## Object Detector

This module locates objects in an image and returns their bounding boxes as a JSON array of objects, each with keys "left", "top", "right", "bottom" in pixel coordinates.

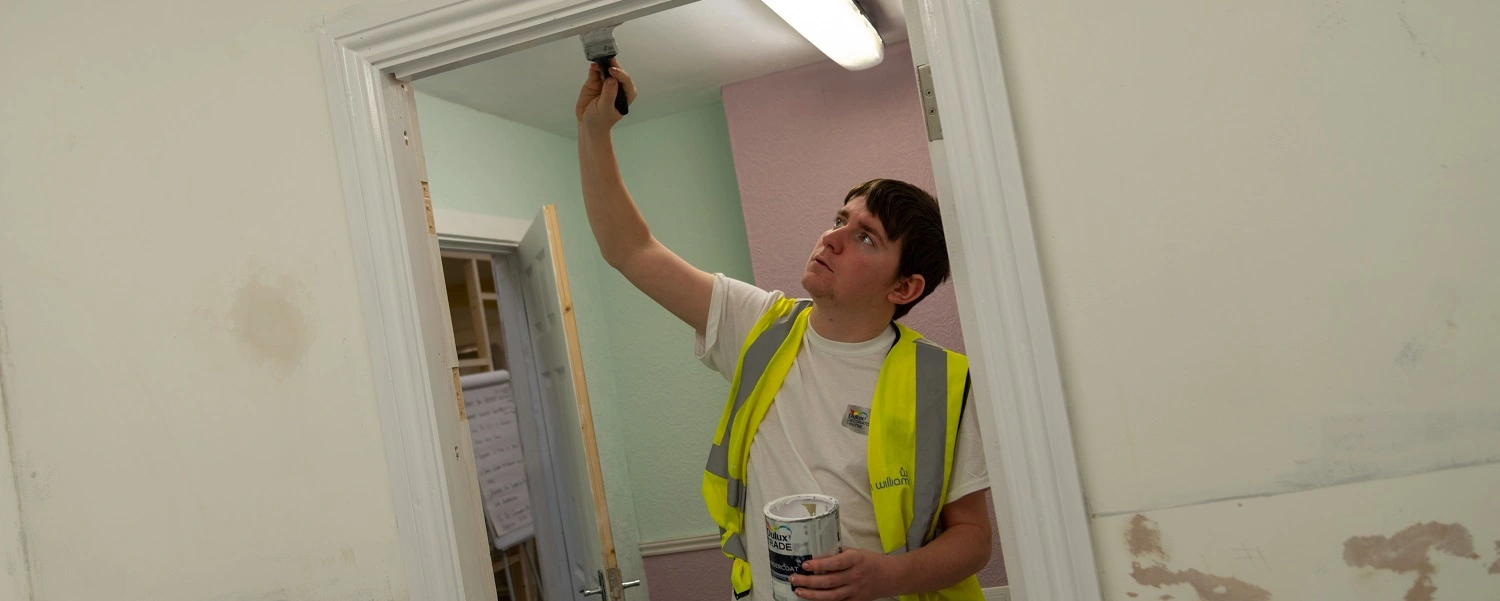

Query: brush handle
[{"left": 593, "top": 57, "right": 629, "bottom": 117}]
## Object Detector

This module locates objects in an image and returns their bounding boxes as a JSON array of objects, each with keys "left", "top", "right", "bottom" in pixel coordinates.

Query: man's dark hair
[{"left": 843, "top": 179, "right": 950, "bottom": 320}]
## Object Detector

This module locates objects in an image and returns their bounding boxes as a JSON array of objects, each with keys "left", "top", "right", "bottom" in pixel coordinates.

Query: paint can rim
[{"left": 764, "top": 493, "right": 840, "bottom": 523}]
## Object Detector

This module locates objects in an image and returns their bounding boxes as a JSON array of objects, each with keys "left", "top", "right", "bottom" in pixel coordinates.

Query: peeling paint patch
[
  {"left": 1128, "top": 514, "right": 1169, "bottom": 561},
  {"left": 1131, "top": 563, "right": 1271, "bottom": 601},
  {"left": 1124, "top": 514, "right": 1272, "bottom": 601},
  {"left": 1342, "top": 522, "right": 1481, "bottom": 601}
]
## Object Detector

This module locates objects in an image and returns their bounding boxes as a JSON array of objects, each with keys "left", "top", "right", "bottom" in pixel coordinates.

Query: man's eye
[
  {"left": 834, "top": 218, "right": 846, "bottom": 227},
  {"left": 860, "top": 234, "right": 874, "bottom": 245}
]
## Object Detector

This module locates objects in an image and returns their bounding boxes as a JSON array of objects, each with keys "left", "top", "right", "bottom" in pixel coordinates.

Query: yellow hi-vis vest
[{"left": 702, "top": 298, "right": 983, "bottom": 601}]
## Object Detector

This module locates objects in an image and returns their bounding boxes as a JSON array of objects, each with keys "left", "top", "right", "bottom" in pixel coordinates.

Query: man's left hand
[{"left": 791, "top": 548, "right": 898, "bottom": 601}]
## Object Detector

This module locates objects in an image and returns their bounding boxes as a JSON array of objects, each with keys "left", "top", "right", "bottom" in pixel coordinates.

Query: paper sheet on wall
[{"left": 460, "top": 370, "right": 533, "bottom": 550}]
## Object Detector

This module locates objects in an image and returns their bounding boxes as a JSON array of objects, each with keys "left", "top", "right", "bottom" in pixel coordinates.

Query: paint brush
[{"left": 580, "top": 25, "right": 630, "bottom": 117}]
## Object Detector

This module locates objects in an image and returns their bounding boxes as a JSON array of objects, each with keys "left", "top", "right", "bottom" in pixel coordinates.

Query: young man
[{"left": 576, "top": 61, "right": 992, "bottom": 601}]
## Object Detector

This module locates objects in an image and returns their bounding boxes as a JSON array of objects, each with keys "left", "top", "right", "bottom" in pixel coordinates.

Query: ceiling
[{"left": 414, "top": 0, "right": 907, "bottom": 137}]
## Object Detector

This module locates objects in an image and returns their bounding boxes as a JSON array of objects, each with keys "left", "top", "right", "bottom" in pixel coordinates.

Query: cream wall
[
  {"left": 5, "top": 0, "right": 1498, "bottom": 600},
  {"left": 991, "top": 0, "right": 1500, "bottom": 598},
  {"left": 0, "top": 1, "right": 408, "bottom": 599}
]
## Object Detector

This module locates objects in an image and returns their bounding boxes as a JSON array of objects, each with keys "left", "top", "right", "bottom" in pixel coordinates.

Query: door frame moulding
[{"left": 318, "top": 1, "right": 1101, "bottom": 600}]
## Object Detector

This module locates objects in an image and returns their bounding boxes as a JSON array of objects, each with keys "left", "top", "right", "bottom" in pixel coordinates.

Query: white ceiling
[{"left": 414, "top": 0, "right": 907, "bottom": 137}]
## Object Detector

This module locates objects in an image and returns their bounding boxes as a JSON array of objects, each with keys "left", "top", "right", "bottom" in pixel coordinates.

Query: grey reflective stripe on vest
[
  {"left": 720, "top": 527, "right": 748, "bottom": 559},
  {"left": 706, "top": 300, "right": 814, "bottom": 560},
  {"left": 901, "top": 340, "right": 951, "bottom": 553},
  {"left": 727, "top": 477, "right": 746, "bottom": 511}
]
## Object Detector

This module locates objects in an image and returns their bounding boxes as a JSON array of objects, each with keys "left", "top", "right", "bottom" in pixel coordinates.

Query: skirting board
[
  {"left": 983, "top": 586, "right": 1011, "bottom": 601},
  {"left": 637, "top": 533, "right": 721, "bottom": 557}
]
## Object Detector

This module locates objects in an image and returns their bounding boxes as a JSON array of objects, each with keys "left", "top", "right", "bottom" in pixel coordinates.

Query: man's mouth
[{"left": 812, "top": 258, "right": 830, "bottom": 271}]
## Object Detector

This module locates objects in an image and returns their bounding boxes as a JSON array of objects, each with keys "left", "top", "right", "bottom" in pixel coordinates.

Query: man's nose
[{"left": 822, "top": 229, "right": 846, "bottom": 252}]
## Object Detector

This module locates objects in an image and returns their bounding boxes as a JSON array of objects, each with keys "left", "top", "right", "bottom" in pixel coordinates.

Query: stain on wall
[
  {"left": 230, "top": 273, "right": 313, "bottom": 375},
  {"left": 1490, "top": 541, "right": 1500, "bottom": 574},
  {"left": 1342, "top": 522, "right": 1482, "bottom": 601},
  {"left": 1269, "top": 410, "right": 1500, "bottom": 503},
  {"left": 1124, "top": 514, "right": 1272, "bottom": 601}
]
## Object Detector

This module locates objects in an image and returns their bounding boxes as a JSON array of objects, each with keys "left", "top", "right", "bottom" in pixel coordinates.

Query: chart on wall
[{"left": 460, "top": 370, "right": 534, "bottom": 550}]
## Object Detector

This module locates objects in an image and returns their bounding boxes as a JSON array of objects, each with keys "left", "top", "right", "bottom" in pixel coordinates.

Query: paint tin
[{"left": 763, "top": 494, "right": 841, "bottom": 601}]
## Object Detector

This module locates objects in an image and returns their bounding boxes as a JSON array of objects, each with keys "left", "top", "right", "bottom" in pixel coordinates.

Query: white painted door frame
[
  {"left": 906, "top": 2, "right": 1102, "bottom": 600},
  {"left": 318, "top": 1, "right": 1101, "bottom": 600}
]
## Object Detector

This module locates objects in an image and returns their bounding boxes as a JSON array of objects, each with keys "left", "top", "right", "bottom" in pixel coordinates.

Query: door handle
[
  {"left": 580, "top": 570, "right": 641, "bottom": 598},
  {"left": 580, "top": 569, "right": 607, "bottom": 597}
]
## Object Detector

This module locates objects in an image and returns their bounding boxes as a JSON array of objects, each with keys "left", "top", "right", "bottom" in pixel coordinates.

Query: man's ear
[{"left": 888, "top": 274, "right": 926, "bottom": 306}]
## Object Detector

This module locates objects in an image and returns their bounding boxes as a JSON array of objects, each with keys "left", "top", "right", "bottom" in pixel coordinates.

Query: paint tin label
[{"left": 764, "top": 494, "right": 841, "bottom": 601}]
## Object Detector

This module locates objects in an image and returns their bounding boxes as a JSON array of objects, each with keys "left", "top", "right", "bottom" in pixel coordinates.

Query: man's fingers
[
  {"left": 609, "top": 66, "right": 635, "bottom": 88},
  {"left": 609, "top": 68, "right": 638, "bottom": 104},
  {"left": 804, "top": 551, "right": 856, "bottom": 573},
  {"left": 600, "top": 74, "right": 620, "bottom": 109},
  {"left": 579, "top": 63, "right": 603, "bottom": 100},
  {"left": 790, "top": 571, "right": 850, "bottom": 591}
]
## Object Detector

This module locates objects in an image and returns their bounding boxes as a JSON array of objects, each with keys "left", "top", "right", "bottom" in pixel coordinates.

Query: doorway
[
  {"left": 321, "top": 1, "right": 1099, "bottom": 601},
  {"left": 439, "top": 247, "right": 539, "bottom": 601},
  {"left": 429, "top": 207, "right": 633, "bottom": 601}
]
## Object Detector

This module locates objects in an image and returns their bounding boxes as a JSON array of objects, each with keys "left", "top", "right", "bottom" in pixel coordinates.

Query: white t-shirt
[{"left": 696, "top": 275, "right": 989, "bottom": 601}]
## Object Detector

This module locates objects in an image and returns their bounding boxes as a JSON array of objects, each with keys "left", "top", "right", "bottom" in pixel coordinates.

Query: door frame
[{"left": 318, "top": 1, "right": 1101, "bottom": 600}]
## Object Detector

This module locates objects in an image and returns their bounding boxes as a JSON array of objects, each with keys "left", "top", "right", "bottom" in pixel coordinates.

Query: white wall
[
  {"left": 991, "top": 0, "right": 1500, "bottom": 598},
  {"left": 0, "top": 1, "right": 408, "bottom": 600}
]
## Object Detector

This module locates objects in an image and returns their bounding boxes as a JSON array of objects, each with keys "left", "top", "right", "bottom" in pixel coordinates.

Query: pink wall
[
  {"left": 642, "top": 549, "right": 730, "bottom": 601},
  {"left": 717, "top": 41, "right": 1005, "bottom": 588},
  {"left": 720, "top": 41, "right": 964, "bottom": 351}
]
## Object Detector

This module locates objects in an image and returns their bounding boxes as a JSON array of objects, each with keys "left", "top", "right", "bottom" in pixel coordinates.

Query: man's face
[{"left": 801, "top": 196, "right": 904, "bottom": 310}]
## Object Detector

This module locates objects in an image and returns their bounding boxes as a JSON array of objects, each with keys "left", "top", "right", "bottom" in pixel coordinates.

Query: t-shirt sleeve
[
  {"left": 695, "top": 274, "right": 783, "bottom": 381},
  {"left": 945, "top": 387, "right": 990, "bottom": 503}
]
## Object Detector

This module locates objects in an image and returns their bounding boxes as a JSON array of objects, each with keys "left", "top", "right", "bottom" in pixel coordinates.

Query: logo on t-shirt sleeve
[{"left": 842, "top": 405, "right": 871, "bottom": 435}]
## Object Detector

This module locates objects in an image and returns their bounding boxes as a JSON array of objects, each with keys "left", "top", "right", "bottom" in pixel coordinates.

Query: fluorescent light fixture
[{"left": 761, "top": 0, "right": 884, "bottom": 70}]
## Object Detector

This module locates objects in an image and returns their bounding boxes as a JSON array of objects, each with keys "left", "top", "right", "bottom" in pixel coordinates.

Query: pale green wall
[
  {"left": 415, "top": 93, "right": 752, "bottom": 544},
  {"left": 609, "top": 102, "right": 756, "bottom": 541},
  {"left": 417, "top": 92, "right": 576, "bottom": 218}
]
